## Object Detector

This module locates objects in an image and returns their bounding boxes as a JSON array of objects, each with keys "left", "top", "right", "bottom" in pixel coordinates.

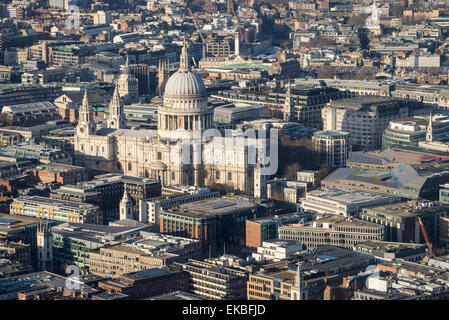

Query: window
[
  {"left": 216, "top": 171, "right": 220, "bottom": 180},
  {"left": 228, "top": 172, "right": 232, "bottom": 180},
  {"left": 157, "top": 152, "right": 162, "bottom": 160},
  {"left": 128, "top": 162, "right": 132, "bottom": 171},
  {"left": 171, "top": 171, "right": 175, "bottom": 180}
]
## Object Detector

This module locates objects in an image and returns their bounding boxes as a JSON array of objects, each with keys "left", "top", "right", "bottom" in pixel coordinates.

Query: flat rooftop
[
  {"left": 0, "top": 271, "right": 92, "bottom": 295},
  {"left": 13, "top": 196, "right": 99, "bottom": 211},
  {"left": 281, "top": 215, "right": 382, "bottom": 230},
  {"left": 52, "top": 222, "right": 147, "bottom": 244},
  {"left": 305, "top": 188, "right": 397, "bottom": 204},
  {"left": 170, "top": 197, "right": 257, "bottom": 218},
  {"left": 330, "top": 96, "right": 399, "bottom": 110},
  {"left": 364, "top": 201, "right": 440, "bottom": 217},
  {"left": 0, "top": 213, "right": 58, "bottom": 236},
  {"left": 248, "top": 213, "right": 300, "bottom": 225},
  {"left": 149, "top": 290, "right": 206, "bottom": 300},
  {"left": 36, "top": 163, "right": 85, "bottom": 172},
  {"left": 356, "top": 240, "right": 426, "bottom": 251}
]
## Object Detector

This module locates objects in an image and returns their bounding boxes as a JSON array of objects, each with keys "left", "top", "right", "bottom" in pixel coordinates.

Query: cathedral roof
[
  {"left": 163, "top": 71, "right": 207, "bottom": 98},
  {"left": 163, "top": 39, "right": 207, "bottom": 99}
]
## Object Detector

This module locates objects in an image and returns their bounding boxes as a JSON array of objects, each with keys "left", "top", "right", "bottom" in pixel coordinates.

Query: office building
[
  {"left": 322, "top": 96, "right": 428, "bottom": 151},
  {"left": 265, "top": 179, "right": 306, "bottom": 203},
  {"left": 353, "top": 241, "right": 427, "bottom": 262},
  {"left": 174, "top": 258, "right": 248, "bottom": 300},
  {"left": 129, "top": 64, "right": 153, "bottom": 95},
  {"left": 89, "top": 233, "right": 201, "bottom": 278},
  {"left": 0, "top": 271, "right": 98, "bottom": 300},
  {"left": 139, "top": 186, "right": 220, "bottom": 229},
  {"left": 245, "top": 213, "right": 305, "bottom": 248},
  {"left": 252, "top": 239, "right": 306, "bottom": 262},
  {"left": 32, "top": 164, "right": 88, "bottom": 186},
  {"left": 0, "top": 240, "right": 31, "bottom": 265},
  {"left": 10, "top": 196, "right": 102, "bottom": 224},
  {"left": 51, "top": 222, "right": 150, "bottom": 274},
  {"left": 93, "top": 11, "right": 112, "bottom": 25},
  {"left": 299, "top": 188, "right": 402, "bottom": 218},
  {"left": 360, "top": 201, "right": 446, "bottom": 244},
  {"left": 279, "top": 215, "right": 384, "bottom": 251},
  {"left": 51, "top": 174, "right": 161, "bottom": 222},
  {"left": 97, "top": 267, "right": 189, "bottom": 300},
  {"left": 0, "top": 85, "right": 62, "bottom": 107},
  {"left": 247, "top": 246, "right": 374, "bottom": 300},
  {"left": 213, "top": 103, "right": 269, "bottom": 126},
  {"left": 383, "top": 115, "right": 449, "bottom": 148},
  {"left": 0, "top": 213, "right": 58, "bottom": 268},
  {"left": 214, "top": 86, "right": 344, "bottom": 129},
  {"left": 312, "top": 130, "right": 351, "bottom": 167},
  {"left": 160, "top": 197, "right": 259, "bottom": 252}
]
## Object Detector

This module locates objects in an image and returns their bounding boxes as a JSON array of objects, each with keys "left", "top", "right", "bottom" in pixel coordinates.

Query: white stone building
[{"left": 74, "top": 40, "right": 273, "bottom": 194}]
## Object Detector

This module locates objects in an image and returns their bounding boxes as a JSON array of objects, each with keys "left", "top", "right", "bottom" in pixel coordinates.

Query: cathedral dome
[{"left": 163, "top": 70, "right": 206, "bottom": 98}]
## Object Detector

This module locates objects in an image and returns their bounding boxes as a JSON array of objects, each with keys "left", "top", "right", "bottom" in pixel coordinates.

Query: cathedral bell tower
[
  {"left": 77, "top": 90, "right": 96, "bottom": 137},
  {"left": 37, "top": 221, "right": 53, "bottom": 272},
  {"left": 107, "top": 83, "right": 127, "bottom": 129},
  {"left": 119, "top": 186, "right": 134, "bottom": 220}
]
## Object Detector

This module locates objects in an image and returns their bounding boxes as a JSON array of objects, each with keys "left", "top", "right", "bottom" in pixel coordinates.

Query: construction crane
[
  {"left": 230, "top": 5, "right": 248, "bottom": 55},
  {"left": 417, "top": 216, "right": 434, "bottom": 257},
  {"left": 187, "top": 7, "right": 207, "bottom": 60}
]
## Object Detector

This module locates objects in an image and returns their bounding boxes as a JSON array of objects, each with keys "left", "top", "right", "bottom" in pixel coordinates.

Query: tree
[
  {"left": 283, "top": 162, "right": 301, "bottom": 180},
  {"left": 281, "top": 40, "right": 292, "bottom": 49},
  {"left": 316, "top": 162, "right": 335, "bottom": 186},
  {"left": 347, "top": 14, "right": 368, "bottom": 27},
  {"left": 270, "top": 108, "right": 284, "bottom": 119},
  {"left": 309, "top": 35, "right": 336, "bottom": 46},
  {"left": 317, "top": 65, "right": 336, "bottom": 79},
  {"left": 390, "top": 5, "right": 405, "bottom": 18},
  {"left": 277, "top": 136, "right": 314, "bottom": 179}
]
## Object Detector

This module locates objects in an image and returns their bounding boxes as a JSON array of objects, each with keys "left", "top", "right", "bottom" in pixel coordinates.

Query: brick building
[
  {"left": 245, "top": 213, "right": 302, "bottom": 248},
  {"left": 33, "top": 163, "right": 88, "bottom": 185}
]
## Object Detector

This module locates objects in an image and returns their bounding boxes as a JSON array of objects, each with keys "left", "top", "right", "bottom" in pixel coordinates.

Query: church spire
[
  {"left": 291, "top": 261, "right": 304, "bottom": 300},
  {"left": 107, "top": 82, "right": 126, "bottom": 129},
  {"left": 111, "top": 83, "right": 122, "bottom": 112},
  {"left": 80, "top": 90, "right": 90, "bottom": 117},
  {"left": 80, "top": 90, "right": 91, "bottom": 120},
  {"left": 120, "top": 185, "right": 134, "bottom": 220},
  {"left": 179, "top": 38, "right": 190, "bottom": 71},
  {"left": 124, "top": 54, "right": 131, "bottom": 75},
  {"left": 77, "top": 89, "right": 96, "bottom": 136}
]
